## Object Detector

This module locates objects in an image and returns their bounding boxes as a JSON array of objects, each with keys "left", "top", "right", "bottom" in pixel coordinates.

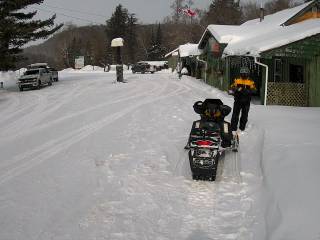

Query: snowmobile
[{"left": 185, "top": 99, "right": 239, "bottom": 181}]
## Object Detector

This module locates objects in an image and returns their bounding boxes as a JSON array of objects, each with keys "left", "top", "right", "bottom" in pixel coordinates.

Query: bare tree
[
  {"left": 264, "top": 0, "right": 299, "bottom": 15},
  {"left": 242, "top": 1, "right": 261, "bottom": 21},
  {"left": 170, "top": 0, "right": 186, "bottom": 23}
]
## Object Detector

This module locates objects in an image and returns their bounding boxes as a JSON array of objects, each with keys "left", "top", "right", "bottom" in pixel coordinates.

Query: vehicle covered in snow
[
  {"left": 27, "top": 63, "right": 59, "bottom": 82},
  {"left": 131, "top": 62, "right": 155, "bottom": 74},
  {"left": 18, "top": 68, "right": 52, "bottom": 91},
  {"left": 185, "top": 99, "right": 238, "bottom": 181}
]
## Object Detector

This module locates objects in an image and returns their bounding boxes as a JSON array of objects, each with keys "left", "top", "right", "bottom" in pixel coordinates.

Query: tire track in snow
[
  {"left": 0, "top": 76, "right": 108, "bottom": 133},
  {"left": 0, "top": 78, "right": 159, "bottom": 170},
  {"left": 0, "top": 91, "right": 49, "bottom": 137},
  {"left": 0, "top": 92, "right": 46, "bottom": 126},
  {"left": 0, "top": 84, "right": 85, "bottom": 137},
  {"left": 0, "top": 92, "right": 21, "bottom": 118},
  {"left": 0, "top": 79, "right": 190, "bottom": 185},
  {"left": 0, "top": 79, "right": 159, "bottom": 145}
]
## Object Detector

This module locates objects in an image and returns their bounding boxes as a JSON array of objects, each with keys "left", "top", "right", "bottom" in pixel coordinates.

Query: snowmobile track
[
  {"left": 0, "top": 79, "right": 159, "bottom": 144},
  {"left": 0, "top": 79, "right": 190, "bottom": 185}
]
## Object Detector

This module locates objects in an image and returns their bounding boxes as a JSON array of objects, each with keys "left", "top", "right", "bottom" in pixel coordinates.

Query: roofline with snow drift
[
  {"left": 283, "top": 0, "right": 318, "bottom": 26},
  {"left": 198, "top": 0, "right": 320, "bottom": 57}
]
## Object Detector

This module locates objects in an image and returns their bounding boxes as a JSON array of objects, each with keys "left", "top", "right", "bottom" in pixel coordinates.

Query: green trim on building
[
  {"left": 260, "top": 34, "right": 320, "bottom": 106},
  {"left": 261, "top": 34, "right": 320, "bottom": 60},
  {"left": 307, "top": 55, "right": 320, "bottom": 106}
]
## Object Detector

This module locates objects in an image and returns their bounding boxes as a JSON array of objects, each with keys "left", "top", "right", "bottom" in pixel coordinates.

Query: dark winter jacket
[{"left": 230, "top": 78, "right": 256, "bottom": 103}]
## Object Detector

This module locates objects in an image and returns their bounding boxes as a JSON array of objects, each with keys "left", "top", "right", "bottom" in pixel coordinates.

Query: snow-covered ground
[{"left": 0, "top": 71, "right": 319, "bottom": 240}]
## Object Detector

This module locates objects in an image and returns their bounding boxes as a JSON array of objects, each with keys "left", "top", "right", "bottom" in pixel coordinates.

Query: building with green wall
[{"left": 198, "top": 0, "right": 320, "bottom": 106}]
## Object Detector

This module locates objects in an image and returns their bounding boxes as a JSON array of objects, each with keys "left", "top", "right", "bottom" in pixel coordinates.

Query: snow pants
[{"left": 231, "top": 101, "right": 250, "bottom": 131}]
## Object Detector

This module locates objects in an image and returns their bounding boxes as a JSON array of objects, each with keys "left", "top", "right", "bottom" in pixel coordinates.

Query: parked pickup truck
[
  {"left": 28, "top": 63, "right": 59, "bottom": 82},
  {"left": 18, "top": 68, "right": 52, "bottom": 91}
]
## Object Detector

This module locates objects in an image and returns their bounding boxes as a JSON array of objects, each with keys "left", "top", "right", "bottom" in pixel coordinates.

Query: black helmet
[
  {"left": 240, "top": 67, "right": 250, "bottom": 78},
  {"left": 240, "top": 67, "right": 250, "bottom": 74}
]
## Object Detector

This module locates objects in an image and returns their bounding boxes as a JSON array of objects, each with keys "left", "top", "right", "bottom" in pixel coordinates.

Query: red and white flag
[{"left": 179, "top": 8, "right": 197, "bottom": 17}]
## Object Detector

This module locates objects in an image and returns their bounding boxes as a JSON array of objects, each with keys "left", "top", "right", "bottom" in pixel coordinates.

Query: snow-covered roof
[
  {"left": 242, "top": 1, "right": 313, "bottom": 27},
  {"left": 179, "top": 43, "right": 202, "bottom": 57},
  {"left": 164, "top": 48, "right": 179, "bottom": 58},
  {"left": 205, "top": 25, "right": 240, "bottom": 44},
  {"left": 165, "top": 43, "right": 202, "bottom": 58},
  {"left": 199, "top": 1, "right": 320, "bottom": 57},
  {"left": 225, "top": 19, "right": 320, "bottom": 56},
  {"left": 165, "top": 48, "right": 179, "bottom": 58}
]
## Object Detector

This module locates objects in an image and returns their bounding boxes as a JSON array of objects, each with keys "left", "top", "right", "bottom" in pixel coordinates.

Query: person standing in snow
[{"left": 229, "top": 67, "right": 256, "bottom": 132}]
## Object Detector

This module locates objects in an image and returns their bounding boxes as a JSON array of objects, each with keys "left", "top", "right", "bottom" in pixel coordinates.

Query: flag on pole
[{"left": 179, "top": 8, "right": 197, "bottom": 17}]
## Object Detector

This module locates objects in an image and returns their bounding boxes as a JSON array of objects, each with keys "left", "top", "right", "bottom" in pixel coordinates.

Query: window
[
  {"left": 273, "top": 59, "right": 282, "bottom": 82},
  {"left": 289, "top": 64, "right": 304, "bottom": 83},
  {"left": 312, "top": 6, "right": 318, "bottom": 14}
]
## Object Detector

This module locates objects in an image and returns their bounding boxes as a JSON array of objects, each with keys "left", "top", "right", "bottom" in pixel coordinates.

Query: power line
[
  {"left": 30, "top": 6, "right": 103, "bottom": 25},
  {"left": 42, "top": 3, "right": 106, "bottom": 19}
]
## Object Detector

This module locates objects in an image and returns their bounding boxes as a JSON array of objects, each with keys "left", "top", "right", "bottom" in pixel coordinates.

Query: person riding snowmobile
[
  {"left": 229, "top": 67, "right": 256, "bottom": 132},
  {"left": 185, "top": 99, "right": 233, "bottom": 149}
]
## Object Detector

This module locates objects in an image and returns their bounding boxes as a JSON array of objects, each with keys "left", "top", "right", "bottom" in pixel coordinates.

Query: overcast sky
[{"left": 30, "top": 0, "right": 214, "bottom": 26}]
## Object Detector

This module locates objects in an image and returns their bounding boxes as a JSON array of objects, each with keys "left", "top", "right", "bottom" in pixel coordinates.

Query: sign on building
[{"left": 75, "top": 56, "right": 85, "bottom": 69}]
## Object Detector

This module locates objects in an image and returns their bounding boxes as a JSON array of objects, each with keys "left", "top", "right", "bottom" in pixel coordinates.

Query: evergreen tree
[
  {"left": 0, "top": 0, "right": 63, "bottom": 70},
  {"left": 156, "top": 23, "right": 162, "bottom": 46},
  {"left": 150, "top": 27, "right": 156, "bottom": 46},
  {"left": 127, "top": 14, "right": 138, "bottom": 63},
  {"left": 203, "top": 0, "right": 242, "bottom": 25},
  {"left": 105, "top": 5, "right": 128, "bottom": 41},
  {"left": 147, "top": 24, "right": 166, "bottom": 61},
  {"left": 106, "top": 5, "right": 138, "bottom": 64}
]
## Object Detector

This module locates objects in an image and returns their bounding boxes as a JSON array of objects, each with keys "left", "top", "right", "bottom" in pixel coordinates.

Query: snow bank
[
  {"left": 250, "top": 106, "right": 320, "bottom": 240},
  {"left": 60, "top": 68, "right": 76, "bottom": 72},
  {"left": 80, "top": 65, "right": 105, "bottom": 72},
  {"left": 108, "top": 64, "right": 130, "bottom": 72},
  {"left": 181, "top": 67, "right": 189, "bottom": 75},
  {"left": 0, "top": 71, "right": 20, "bottom": 90},
  {"left": 60, "top": 65, "right": 132, "bottom": 74}
]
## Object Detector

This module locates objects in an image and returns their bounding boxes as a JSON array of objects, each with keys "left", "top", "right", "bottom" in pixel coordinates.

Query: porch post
[{"left": 255, "top": 57, "right": 269, "bottom": 106}]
